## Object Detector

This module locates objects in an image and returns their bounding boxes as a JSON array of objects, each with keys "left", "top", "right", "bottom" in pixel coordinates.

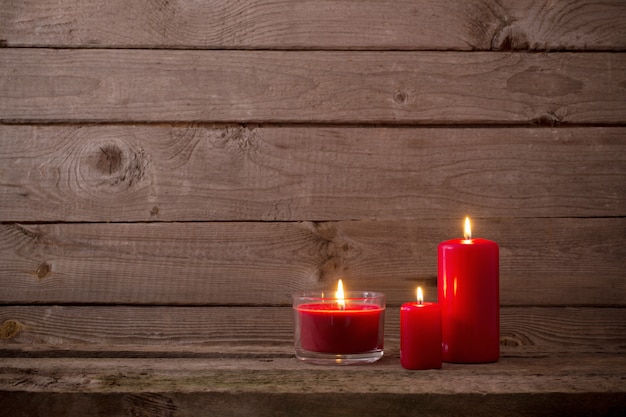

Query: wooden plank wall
[{"left": 1, "top": 0, "right": 626, "bottom": 362}]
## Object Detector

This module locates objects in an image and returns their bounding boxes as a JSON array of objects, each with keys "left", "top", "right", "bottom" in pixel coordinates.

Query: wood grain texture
[
  {"left": 1, "top": 125, "right": 624, "bottom": 222},
  {"left": 0, "top": 356, "right": 624, "bottom": 417},
  {"left": 1, "top": 0, "right": 625, "bottom": 51},
  {"left": 1, "top": 392, "right": 623, "bottom": 417},
  {"left": 1, "top": 356, "right": 625, "bottom": 394},
  {"left": 2, "top": 49, "right": 625, "bottom": 124},
  {"left": 1, "top": 1, "right": 624, "bottom": 411},
  {"left": 1, "top": 219, "right": 624, "bottom": 306},
  {"left": 1, "top": 306, "right": 624, "bottom": 355}
]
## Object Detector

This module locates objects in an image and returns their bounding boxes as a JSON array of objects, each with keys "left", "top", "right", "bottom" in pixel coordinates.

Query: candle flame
[
  {"left": 336, "top": 279, "right": 345, "bottom": 310},
  {"left": 464, "top": 217, "right": 472, "bottom": 240},
  {"left": 417, "top": 286, "right": 424, "bottom": 305}
]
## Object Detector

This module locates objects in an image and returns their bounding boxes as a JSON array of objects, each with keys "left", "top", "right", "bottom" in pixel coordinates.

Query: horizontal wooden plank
[
  {"left": 1, "top": 0, "right": 625, "bottom": 51},
  {"left": 0, "top": 356, "right": 624, "bottom": 417},
  {"left": 1, "top": 50, "right": 625, "bottom": 124},
  {"left": 0, "top": 392, "right": 624, "bottom": 417},
  {"left": 2, "top": 391, "right": 624, "bottom": 417},
  {"left": 1, "top": 307, "right": 624, "bottom": 356},
  {"left": 1, "top": 218, "right": 624, "bottom": 306},
  {"left": 1, "top": 125, "right": 624, "bottom": 221},
  {"left": 2, "top": 355, "right": 624, "bottom": 394}
]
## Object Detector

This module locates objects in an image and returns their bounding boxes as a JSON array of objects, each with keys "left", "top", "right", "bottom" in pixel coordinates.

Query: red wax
[
  {"left": 297, "top": 303, "right": 384, "bottom": 354},
  {"left": 400, "top": 302, "right": 442, "bottom": 370},
  {"left": 438, "top": 238, "right": 499, "bottom": 363}
]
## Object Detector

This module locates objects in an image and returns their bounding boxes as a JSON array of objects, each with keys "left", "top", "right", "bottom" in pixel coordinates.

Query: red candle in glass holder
[
  {"left": 294, "top": 280, "right": 385, "bottom": 365},
  {"left": 298, "top": 304, "right": 383, "bottom": 353},
  {"left": 438, "top": 217, "right": 499, "bottom": 363},
  {"left": 400, "top": 287, "right": 442, "bottom": 370}
]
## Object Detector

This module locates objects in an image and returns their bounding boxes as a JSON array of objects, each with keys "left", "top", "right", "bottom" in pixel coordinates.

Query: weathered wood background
[{"left": 1, "top": 1, "right": 625, "bottom": 416}]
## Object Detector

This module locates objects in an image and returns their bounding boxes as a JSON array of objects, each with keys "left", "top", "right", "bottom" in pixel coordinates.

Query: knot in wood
[
  {"left": 393, "top": 90, "right": 409, "bottom": 104},
  {"left": 533, "top": 109, "right": 567, "bottom": 126},
  {"left": 491, "top": 24, "right": 530, "bottom": 51},
  {"left": 36, "top": 262, "right": 52, "bottom": 279},
  {"left": 97, "top": 144, "right": 122, "bottom": 175},
  {"left": 0, "top": 319, "right": 23, "bottom": 340},
  {"left": 221, "top": 126, "right": 259, "bottom": 153},
  {"left": 86, "top": 140, "right": 150, "bottom": 190}
]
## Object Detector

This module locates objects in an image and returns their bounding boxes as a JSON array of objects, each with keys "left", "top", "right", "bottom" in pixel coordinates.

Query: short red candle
[
  {"left": 297, "top": 303, "right": 384, "bottom": 353},
  {"left": 400, "top": 288, "right": 442, "bottom": 370},
  {"left": 438, "top": 217, "right": 499, "bottom": 363}
]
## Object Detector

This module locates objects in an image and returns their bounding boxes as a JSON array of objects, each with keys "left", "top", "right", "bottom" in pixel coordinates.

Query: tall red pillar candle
[
  {"left": 438, "top": 217, "right": 499, "bottom": 363},
  {"left": 400, "top": 287, "right": 442, "bottom": 370}
]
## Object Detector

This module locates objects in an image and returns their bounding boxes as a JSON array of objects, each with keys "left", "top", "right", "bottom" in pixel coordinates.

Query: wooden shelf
[{"left": 1, "top": 347, "right": 624, "bottom": 416}]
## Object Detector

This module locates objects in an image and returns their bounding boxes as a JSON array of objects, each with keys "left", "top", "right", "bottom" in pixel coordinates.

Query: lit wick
[
  {"left": 336, "top": 279, "right": 346, "bottom": 310},
  {"left": 464, "top": 216, "right": 472, "bottom": 242},
  {"left": 417, "top": 286, "right": 424, "bottom": 305}
]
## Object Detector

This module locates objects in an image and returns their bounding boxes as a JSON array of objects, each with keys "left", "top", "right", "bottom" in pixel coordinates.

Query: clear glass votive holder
[{"left": 293, "top": 291, "right": 385, "bottom": 365}]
